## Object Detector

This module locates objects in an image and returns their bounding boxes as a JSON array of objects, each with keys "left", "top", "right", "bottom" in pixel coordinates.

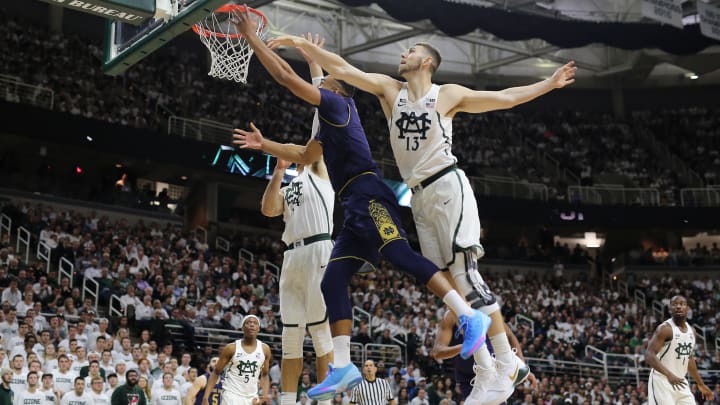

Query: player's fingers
[
  {"left": 249, "top": 122, "right": 259, "bottom": 131},
  {"left": 319, "top": 37, "right": 325, "bottom": 48}
]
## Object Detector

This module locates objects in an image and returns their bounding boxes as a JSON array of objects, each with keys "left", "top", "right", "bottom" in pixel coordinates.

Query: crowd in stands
[
  {"left": 2, "top": 8, "right": 720, "bottom": 207},
  {"left": 0, "top": 200, "right": 719, "bottom": 404}
]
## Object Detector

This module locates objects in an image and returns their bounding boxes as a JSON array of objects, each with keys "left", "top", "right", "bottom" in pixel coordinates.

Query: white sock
[
  {"left": 318, "top": 400, "right": 332, "bottom": 405},
  {"left": 489, "top": 333, "right": 513, "bottom": 366},
  {"left": 442, "top": 290, "right": 475, "bottom": 317},
  {"left": 473, "top": 345, "right": 494, "bottom": 369},
  {"left": 332, "top": 335, "right": 351, "bottom": 367},
  {"left": 281, "top": 392, "right": 296, "bottom": 405}
]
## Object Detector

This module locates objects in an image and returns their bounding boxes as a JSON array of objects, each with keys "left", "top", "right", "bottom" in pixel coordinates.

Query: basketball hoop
[{"left": 192, "top": 4, "right": 268, "bottom": 84}]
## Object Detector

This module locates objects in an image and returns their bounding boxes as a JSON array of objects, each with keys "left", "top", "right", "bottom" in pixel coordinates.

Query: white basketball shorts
[
  {"left": 410, "top": 168, "right": 481, "bottom": 268},
  {"left": 280, "top": 240, "right": 333, "bottom": 326},
  {"left": 648, "top": 371, "right": 695, "bottom": 405},
  {"left": 222, "top": 391, "right": 257, "bottom": 405}
]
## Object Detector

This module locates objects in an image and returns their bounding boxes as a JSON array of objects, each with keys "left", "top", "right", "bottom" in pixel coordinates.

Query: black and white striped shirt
[{"left": 350, "top": 378, "right": 395, "bottom": 405}]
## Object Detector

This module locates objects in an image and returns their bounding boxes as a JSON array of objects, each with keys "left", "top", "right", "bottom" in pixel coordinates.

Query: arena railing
[
  {"left": 651, "top": 300, "right": 665, "bottom": 321},
  {"left": 163, "top": 323, "right": 365, "bottom": 365},
  {"left": 568, "top": 185, "right": 660, "bottom": 206},
  {"left": 239, "top": 248, "right": 254, "bottom": 267},
  {"left": 616, "top": 280, "right": 628, "bottom": 298},
  {"left": 59, "top": 257, "right": 74, "bottom": 289},
  {"left": 352, "top": 306, "right": 372, "bottom": 337},
  {"left": 216, "top": 236, "right": 230, "bottom": 253},
  {"left": 693, "top": 324, "right": 708, "bottom": 351},
  {"left": 82, "top": 276, "right": 100, "bottom": 311},
  {"left": 167, "top": 116, "right": 233, "bottom": 143},
  {"left": 0, "top": 76, "right": 54, "bottom": 110},
  {"left": 16, "top": 226, "right": 31, "bottom": 264},
  {"left": 680, "top": 188, "right": 720, "bottom": 207},
  {"left": 634, "top": 289, "right": 646, "bottom": 309},
  {"left": 109, "top": 294, "right": 126, "bottom": 318},
  {"left": 167, "top": 116, "right": 550, "bottom": 202},
  {"left": 0, "top": 213, "right": 11, "bottom": 242},
  {"left": 36, "top": 240, "right": 51, "bottom": 274},
  {"left": 470, "top": 176, "right": 549, "bottom": 201},
  {"left": 514, "top": 314, "right": 535, "bottom": 338}
]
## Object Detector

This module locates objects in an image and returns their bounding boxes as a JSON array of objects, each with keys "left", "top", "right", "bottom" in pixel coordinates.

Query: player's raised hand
[
  {"left": 549, "top": 61, "right": 577, "bottom": 88},
  {"left": 297, "top": 32, "right": 325, "bottom": 63},
  {"left": 275, "top": 158, "right": 292, "bottom": 171},
  {"left": 231, "top": 4, "right": 258, "bottom": 37},
  {"left": 233, "top": 122, "right": 264, "bottom": 150},
  {"left": 267, "top": 35, "right": 305, "bottom": 50}
]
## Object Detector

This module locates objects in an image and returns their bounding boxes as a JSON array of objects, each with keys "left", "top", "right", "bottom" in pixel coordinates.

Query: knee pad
[
  {"left": 308, "top": 320, "right": 333, "bottom": 357},
  {"left": 281, "top": 326, "right": 304, "bottom": 359},
  {"left": 449, "top": 250, "right": 499, "bottom": 315}
]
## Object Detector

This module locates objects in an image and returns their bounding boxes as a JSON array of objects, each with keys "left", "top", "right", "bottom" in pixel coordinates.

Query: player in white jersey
[
  {"left": 60, "top": 377, "right": 92, "bottom": 405},
  {"left": 645, "top": 295, "right": 714, "bottom": 404},
  {"left": 269, "top": 34, "right": 576, "bottom": 405},
  {"left": 259, "top": 33, "right": 335, "bottom": 405},
  {"left": 202, "top": 315, "right": 271, "bottom": 405},
  {"left": 152, "top": 373, "right": 182, "bottom": 405},
  {"left": 13, "top": 371, "right": 43, "bottom": 405}
]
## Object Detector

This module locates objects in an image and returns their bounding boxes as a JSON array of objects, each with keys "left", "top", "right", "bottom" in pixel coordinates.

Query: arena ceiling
[{"left": 253, "top": 0, "right": 720, "bottom": 87}]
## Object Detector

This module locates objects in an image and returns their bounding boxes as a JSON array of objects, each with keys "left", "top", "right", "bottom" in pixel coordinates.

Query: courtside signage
[{"left": 38, "top": 0, "right": 155, "bottom": 25}]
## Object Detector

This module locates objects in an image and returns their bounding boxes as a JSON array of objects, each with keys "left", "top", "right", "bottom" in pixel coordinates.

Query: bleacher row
[
  {"left": 1, "top": 8, "right": 720, "bottom": 207},
  {"left": 1, "top": 198, "right": 719, "bottom": 404}
]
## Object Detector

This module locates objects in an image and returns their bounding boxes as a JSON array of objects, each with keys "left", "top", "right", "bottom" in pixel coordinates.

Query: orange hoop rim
[{"left": 192, "top": 4, "right": 268, "bottom": 39}]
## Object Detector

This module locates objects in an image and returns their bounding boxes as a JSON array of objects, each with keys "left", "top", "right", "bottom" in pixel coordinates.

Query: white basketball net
[{"left": 193, "top": 7, "right": 268, "bottom": 84}]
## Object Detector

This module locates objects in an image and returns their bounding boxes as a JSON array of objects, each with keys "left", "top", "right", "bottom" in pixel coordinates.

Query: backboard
[{"left": 103, "top": 0, "right": 227, "bottom": 75}]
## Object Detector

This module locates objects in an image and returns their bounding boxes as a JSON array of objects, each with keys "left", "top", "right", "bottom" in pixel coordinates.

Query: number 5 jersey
[{"left": 222, "top": 340, "right": 266, "bottom": 398}]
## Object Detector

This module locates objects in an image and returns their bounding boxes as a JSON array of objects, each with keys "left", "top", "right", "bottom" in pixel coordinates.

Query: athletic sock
[
  {"left": 281, "top": 392, "right": 296, "bottom": 405},
  {"left": 332, "top": 335, "right": 351, "bottom": 367},
  {"left": 442, "top": 290, "right": 475, "bottom": 317},
  {"left": 490, "top": 333, "right": 513, "bottom": 367},
  {"left": 473, "top": 345, "right": 494, "bottom": 369}
]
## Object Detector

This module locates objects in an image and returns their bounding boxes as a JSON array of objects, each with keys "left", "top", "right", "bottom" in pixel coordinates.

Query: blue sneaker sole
[{"left": 308, "top": 374, "right": 363, "bottom": 400}]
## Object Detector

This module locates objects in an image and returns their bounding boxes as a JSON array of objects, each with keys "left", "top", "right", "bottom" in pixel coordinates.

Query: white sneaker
[
  {"left": 464, "top": 363, "right": 514, "bottom": 405},
  {"left": 497, "top": 352, "right": 531, "bottom": 387}
]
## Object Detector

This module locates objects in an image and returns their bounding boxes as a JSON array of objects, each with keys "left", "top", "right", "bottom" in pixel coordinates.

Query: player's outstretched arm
[
  {"left": 645, "top": 323, "right": 686, "bottom": 390},
  {"left": 269, "top": 35, "right": 401, "bottom": 98},
  {"left": 443, "top": 61, "right": 576, "bottom": 117},
  {"left": 260, "top": 159, "right": 290, "bottom": 217},
  {"left": 233, "top": 123, "right": 323, "bottom": 166},
  {"left": 430, "top": 311, "right": 462, "bottom": 361},
  {"left": 232, "top": 8, "right": 321, "bottom": 105},
  {"left": 185, "top": 374, "right": 207, "bottom": 405},
  {"left": 688, "top": 356, "right": 715, "bottom": 401}
]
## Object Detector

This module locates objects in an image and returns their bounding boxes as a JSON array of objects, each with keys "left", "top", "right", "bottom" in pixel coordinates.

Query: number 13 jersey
[
  {"left": 223, "top": 339, "right": 266, "bottom": 398},
  {"left": 389, "top": 83, "right": 457, "bottom": 189}
]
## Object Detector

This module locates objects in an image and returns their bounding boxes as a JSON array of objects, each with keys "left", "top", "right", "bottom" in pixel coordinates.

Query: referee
[{"left": 349, "top": 360, "right": 396, "bottom": 405}]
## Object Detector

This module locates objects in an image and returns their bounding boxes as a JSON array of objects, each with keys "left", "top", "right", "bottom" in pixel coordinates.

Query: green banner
[{"left": 39, "top": 0, "right": 155, "bottom": 25}]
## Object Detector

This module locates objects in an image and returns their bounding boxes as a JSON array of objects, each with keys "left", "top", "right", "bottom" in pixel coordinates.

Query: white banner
[
  {"left": 642, "top": 0, "right": 683, "bottom": 29},
  {"left": 698, "top": 1, "right": 720, "bottom": 41}
]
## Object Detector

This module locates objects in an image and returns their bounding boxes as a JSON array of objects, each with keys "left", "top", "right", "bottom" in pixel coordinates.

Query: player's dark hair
[
  {"left": 415, "top": 42, "right": 442, "bottom": 74},
  {"left": 337, "top": 79, "right": 356, "bottom": 98}
]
